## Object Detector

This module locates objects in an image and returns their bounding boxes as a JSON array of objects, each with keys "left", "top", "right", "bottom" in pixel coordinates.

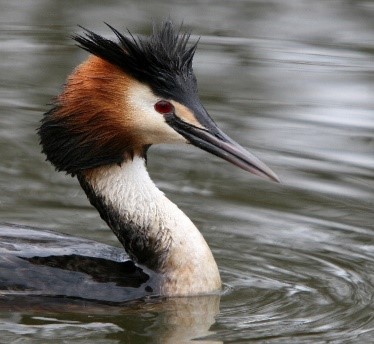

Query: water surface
[{"left": 1, "top": 0, "right": 373, "bottom": 342}]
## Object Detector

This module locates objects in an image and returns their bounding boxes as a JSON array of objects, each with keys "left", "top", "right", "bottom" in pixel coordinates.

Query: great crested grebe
[{"left": 1, "top": 21, "right": 278, "bottom": 301}]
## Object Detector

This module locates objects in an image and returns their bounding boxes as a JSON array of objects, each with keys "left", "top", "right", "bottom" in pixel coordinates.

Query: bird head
[{"left": 39, "top": 20, "right": 278, "bottom": 182}]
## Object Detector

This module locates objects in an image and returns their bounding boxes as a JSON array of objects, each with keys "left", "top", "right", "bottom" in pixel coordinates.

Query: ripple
[
  {"left": 216, "top": 229, "right": 374, "bottom": 342},
  {"left": 0, "top": 317, "right": 122, "bottom": 343}
]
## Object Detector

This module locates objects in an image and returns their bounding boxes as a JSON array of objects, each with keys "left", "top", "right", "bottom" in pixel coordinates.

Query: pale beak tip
[
  {"left": 264, "top": 167, "right": 280, "bottom": 183},
  {"left": 270, "top": 172, "right": 281, "bottom": 183},
  {"left": 252, "top": 167, "right": 280, "bottom": 183}
]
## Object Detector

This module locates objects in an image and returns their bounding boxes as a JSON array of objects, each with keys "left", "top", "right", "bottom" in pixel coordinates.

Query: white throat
[{"left": 81, "top": 156, "right": 221, "bottom": 296}]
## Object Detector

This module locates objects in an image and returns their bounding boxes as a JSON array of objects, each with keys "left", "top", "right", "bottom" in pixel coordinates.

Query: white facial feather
[{"left": 127, "top": 83, "right": 187, "bottom": 145}]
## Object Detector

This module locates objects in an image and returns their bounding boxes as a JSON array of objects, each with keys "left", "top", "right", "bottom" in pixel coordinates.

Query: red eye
[{"left": 154, "top": 100, "right": 174, "bottom": 114}]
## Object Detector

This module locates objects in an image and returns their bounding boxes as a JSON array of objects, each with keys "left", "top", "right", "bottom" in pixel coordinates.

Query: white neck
[{"left": 80, "top": 156, "right": 221, "bottom": 296}]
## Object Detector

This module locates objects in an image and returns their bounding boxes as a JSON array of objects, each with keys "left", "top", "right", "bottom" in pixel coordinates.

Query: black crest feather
[
  {"left": 73, "top": 20, "right": 199, "bottom": 100},
  {"left": 39, "top": 21, "right": 202, "bottom": 175}
]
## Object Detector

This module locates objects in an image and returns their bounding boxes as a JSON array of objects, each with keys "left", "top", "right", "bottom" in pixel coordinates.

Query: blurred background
[{"left": 0, "top": 0, "right": 373, "bottom": 343}]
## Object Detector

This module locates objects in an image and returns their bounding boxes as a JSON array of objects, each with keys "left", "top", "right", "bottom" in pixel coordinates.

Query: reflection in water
[
  {"left": 1, "top": 295, "right": 221, "bottom": 343},
  {"left": 144, "top": 296, "right": 221, "bottom": 344}
]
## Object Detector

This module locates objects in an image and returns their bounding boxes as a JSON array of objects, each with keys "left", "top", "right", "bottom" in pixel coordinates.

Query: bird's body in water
[{"left": 0, "top": 21, "right": 278, "bottom": 301}]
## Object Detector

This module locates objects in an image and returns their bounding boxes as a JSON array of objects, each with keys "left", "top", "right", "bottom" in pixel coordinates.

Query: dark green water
[{"left": 1, "top": 0, "right": 373, "bottom": 342}]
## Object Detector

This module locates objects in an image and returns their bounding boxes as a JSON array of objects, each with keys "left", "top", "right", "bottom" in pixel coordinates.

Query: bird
[{"left": 3, "top": 20, "right": 279, "bottom": 301}]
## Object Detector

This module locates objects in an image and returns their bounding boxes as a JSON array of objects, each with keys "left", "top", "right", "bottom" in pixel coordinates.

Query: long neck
[{"left": 78, "top": 156, "right": 221, "bottom": 296}]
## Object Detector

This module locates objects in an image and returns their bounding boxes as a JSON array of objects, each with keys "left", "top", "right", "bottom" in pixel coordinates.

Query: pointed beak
[{"left": 164, "top": 111, "right": 280, "bottom": 183}]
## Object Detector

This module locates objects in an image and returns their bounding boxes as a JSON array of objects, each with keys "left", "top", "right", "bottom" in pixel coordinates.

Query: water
[{"left": 1, "top": 0, "right": 373, "bottom": 342}]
